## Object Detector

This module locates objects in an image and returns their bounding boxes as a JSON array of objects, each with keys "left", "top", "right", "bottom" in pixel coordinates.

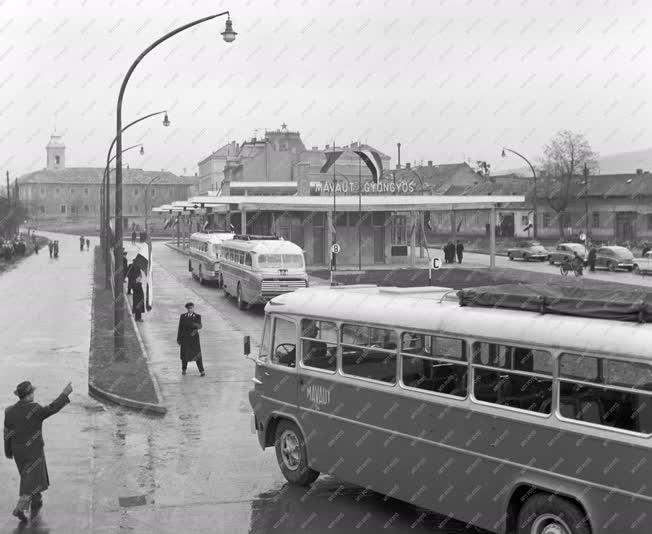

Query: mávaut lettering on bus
[
  {"left": 312, "top": 180, "right": 416, "bottom": 194},
  {"left": 306, "top": 384, "right": 331, "bottom": 407}
]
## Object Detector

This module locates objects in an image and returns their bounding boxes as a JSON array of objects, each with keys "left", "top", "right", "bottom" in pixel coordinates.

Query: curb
[
  {"left": 124, "top": 291, "right": 167, "bottom": 413},
  {"left": 88, "top": 380, "right": 166, "bottom": 415},
  {"left": 87, "top": 248, "right": 167, "bottom": 415}
]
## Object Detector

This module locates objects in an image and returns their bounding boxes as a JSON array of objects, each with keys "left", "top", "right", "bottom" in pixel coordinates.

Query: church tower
[{"left": 46, "top": 134, "right": 65, "bottom": 170}]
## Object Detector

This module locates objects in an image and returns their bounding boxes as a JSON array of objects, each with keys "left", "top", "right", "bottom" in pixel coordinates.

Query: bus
[
  {"left": 187, "top": 231, "right": 234, "bottom": 286},
  {"left": 220, "top": 235, "right": 308, "bottom": 310},
  {"left": 247, "top": 285, "right": 652, "bottom": 534}
]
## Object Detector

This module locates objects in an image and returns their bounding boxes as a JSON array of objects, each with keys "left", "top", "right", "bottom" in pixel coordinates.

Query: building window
[
  {"left": 40, "top": 186, "right": 45, "bottom": 196},
  {"left": 55, "top": 188, "right": 60, "bottom": 196},
  {"left": 60, "top": 204, "right": 66, "bottom": 213},
  {"left": 84, "top": 188, "right": 89, "bottom": 195},
  {"left": 55, "top": 155, "right": 60, "bottom": 165},
  {"left": 474, "top": 211, "right": 480, "bottom": 226},
  {"left": 592, "top": 212, "right": 600, "bottom": 228},
  {"left": 39, "top": 206, "right": 45, "bottom": 214},
  {"left": 521, "top": 215, "right": 529, "bottom": 226},
  {"left": 70, "top": 188, "right": 74, "bottom": 194},
  {"left": 543, "top": 212, "right": 551, "bottom": 228},
  {"left": 84, "top": 205, "right": 90, "bottom": 213},
  {"left": 134, "top": 188, "right": 139, "bottom": 196}
]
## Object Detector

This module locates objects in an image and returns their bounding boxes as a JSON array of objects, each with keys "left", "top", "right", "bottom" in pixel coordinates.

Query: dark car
[
  {"left": 507, "top": 241, "right": 549, "bottom": 262},
  {"left": 548, "top": 243, "right": 587, "bottom": 265},
  {"left": 595, "top": 246, "right": 635, "bottom": 271}
]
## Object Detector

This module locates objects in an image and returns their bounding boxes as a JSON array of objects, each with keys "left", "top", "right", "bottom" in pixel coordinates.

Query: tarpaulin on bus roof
[{"left": 457, "top": 284, "right": 652, "bottom": 323}]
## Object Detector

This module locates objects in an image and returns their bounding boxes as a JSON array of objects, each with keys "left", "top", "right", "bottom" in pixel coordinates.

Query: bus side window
[
  {"left": 301, "top": 319, "right": 337, "bottom": 371},
  {"left": 271, "top": 317, "right": 297, "bottom": 368},
  {"left": 245, "top": 253, "right": 252, "bottom": 267}
]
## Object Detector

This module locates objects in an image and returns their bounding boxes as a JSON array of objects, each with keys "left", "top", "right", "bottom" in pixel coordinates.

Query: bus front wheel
[
  {"left": 517, "top": 493, "right": 590, "bottom": 534},
  {"left": 274, "top": 420, "right": 319, "bottom": 486}
]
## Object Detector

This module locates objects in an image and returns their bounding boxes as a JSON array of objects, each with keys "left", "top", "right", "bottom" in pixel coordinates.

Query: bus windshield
[{"left": 258, "top": 254, "right": 304, "bottom": 268}]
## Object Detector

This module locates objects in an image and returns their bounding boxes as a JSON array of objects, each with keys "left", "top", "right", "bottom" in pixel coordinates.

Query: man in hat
[
  {"left": 4, "top": 381, "right": 73, "bottom": 522},
  {"left": 177, "top": 302, "right": 205, "bottom": 376}
]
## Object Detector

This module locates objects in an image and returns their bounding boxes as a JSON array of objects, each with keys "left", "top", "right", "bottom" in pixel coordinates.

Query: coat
[
  {"left": 4, "top": 394, "right": 70, "bottom": 495},
  {"left": 132, "top": 281, "right": 145, "bottom": 313},
  {"left": 177, "top": 312, "right": 202, "bottom": 362}
]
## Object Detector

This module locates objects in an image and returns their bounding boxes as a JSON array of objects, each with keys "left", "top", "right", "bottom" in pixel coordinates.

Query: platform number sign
[
  {"left": 432, "top": 257, "right": 441, "bottom": 269},
  {"left": 579, "top": 233, "right": 586, "bottom": 242},
  {"left": 331, "top": 243, "right": 341, "bottom": 254}
]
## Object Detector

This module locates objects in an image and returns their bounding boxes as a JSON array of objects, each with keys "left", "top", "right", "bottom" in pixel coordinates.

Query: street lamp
[
  {"left": 112, "top": 12, "right": 235, "bottom": 361},
  {"left": 502, "top": 147, "right": 538, "bottom": 239},
  {"left": 101, "top": 110, "right": 169, "bottom": 253}
]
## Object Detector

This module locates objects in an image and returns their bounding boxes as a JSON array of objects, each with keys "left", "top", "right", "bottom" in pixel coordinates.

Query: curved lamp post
[
  {"left": 502, "top": 147, "right": 538, "bottom": 239},
  {"left": 101, "top": 110, "right": 169, "bottom": 251},
  {"left": 113, "top": 12, "right": 236, "bottom": 360}
]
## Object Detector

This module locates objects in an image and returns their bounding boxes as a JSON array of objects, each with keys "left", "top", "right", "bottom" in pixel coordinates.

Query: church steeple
[{"left": 46, "top": 134, "right": 65, "bottom": 170}]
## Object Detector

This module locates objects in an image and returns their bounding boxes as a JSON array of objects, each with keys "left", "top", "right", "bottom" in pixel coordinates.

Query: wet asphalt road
[{"left": 1, "top": 236, "right": 486, "bottom": 534}]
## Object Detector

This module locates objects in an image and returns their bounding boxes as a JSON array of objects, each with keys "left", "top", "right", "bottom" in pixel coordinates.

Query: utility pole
[{"left": 583, "top": 163, "right": 590, "bottom": 247}]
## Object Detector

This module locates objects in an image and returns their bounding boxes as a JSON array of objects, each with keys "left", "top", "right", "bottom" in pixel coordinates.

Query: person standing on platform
[
  {"left": 85, "top": 238, "right": 90, "bottom": 250},
  {"left": 131, "top": 230, "right": 137, "bottom": 245},
  {"left": 79, "top": 236, "right": 84, "bottom": 251},
  {"left": 4, "top": 381, "right": 73, "bottom": 523},
  {"left": 48, "top": 241, "right": 53, "bottom": 258},
  {"left": 177, "top": 302, "right": 205, "bottom": 377},
  {"left": 53, "top": 241, "right": 59, "bottom": 258},
  {"left": 456, "top": 240, "right": 464, "bottom": 264}
]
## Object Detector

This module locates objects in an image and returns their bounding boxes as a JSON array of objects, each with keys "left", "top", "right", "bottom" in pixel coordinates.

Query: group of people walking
[
  {"left": 443, "top": 240, "right": 464, "bottom": 264},
  {"left": 122, "top": 251, "right": 146, "bottom": 322},
  {"left": 78, "top": 236, "right": 90, "bottom": 251},
  {"left": 47, "top": 241, "right": 60, "bottom": 258}
]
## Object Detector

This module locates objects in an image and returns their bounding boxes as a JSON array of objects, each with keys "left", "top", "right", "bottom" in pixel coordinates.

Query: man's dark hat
[
  {"left": 185, "top": 302, "right": 194, "bottom": 309},
  {"left": 14, "top": 381, "right": 35, "bottom": 398},
  {"left": 123, "top": 251, "right": 128, "bottom": 255}
]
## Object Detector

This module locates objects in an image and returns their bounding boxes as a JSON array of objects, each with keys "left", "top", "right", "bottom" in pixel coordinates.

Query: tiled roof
[{"left": 18, "top": 168, "right": 194, "bottom": 186}]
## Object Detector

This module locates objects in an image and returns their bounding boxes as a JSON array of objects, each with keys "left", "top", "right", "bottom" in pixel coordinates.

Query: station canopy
[{"left": 161, "top": 194, "right": 526, "bottom": 213}]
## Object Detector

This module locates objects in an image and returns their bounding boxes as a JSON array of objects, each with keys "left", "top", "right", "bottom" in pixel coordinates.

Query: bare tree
[{"left": 540, "top": 130, "right": 598, "bottom": 238}]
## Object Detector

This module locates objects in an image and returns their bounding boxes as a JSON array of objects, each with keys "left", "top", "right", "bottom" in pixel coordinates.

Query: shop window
[
  {"left": 543, "top": 212, "right": 551, "bottom": 228},
  {"left": 60, "top": 204, "right": 66, "bottom": 213}
]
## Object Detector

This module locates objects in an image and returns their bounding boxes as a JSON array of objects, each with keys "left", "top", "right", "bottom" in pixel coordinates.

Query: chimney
[
  {"left": 406, "top": 162, "right": 411, "bottom": 169},
  {"left": 397, "top": 142, "right": 401, "bottom": 169},
  {"left": 636, "top": 168, "right": 643, "bottom": 174},
  {"left": 427, "top": 160, "right": 433, "bottom": 167}
]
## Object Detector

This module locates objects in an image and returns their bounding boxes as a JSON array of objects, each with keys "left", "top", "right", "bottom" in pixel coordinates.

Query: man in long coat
[
  {"left": 4, "top": 381, "right": 73, "bottom": 522},
  {"left": 177, "top": 302, "right": 205, "bottom": 376}
]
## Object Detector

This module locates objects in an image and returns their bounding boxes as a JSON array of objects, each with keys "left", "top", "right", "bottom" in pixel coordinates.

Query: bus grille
[{"left": 261, "top": 279, "right": 307, "bottom": 294}]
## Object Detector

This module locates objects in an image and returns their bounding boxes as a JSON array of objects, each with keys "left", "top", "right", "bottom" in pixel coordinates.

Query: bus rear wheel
[
  {"left": 274, "top": 420, "right": 319, "bottom": 486},
  {"left": 517, "top": 493, "right": 590, "bottom": 534}
]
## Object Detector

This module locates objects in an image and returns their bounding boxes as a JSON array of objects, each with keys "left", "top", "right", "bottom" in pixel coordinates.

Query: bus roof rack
[
  {"left": 458, "top": 283, "right": 652, "bottom": 323},
  {"left": 233, "top": 234, "right": 281, "bottom": 241}
]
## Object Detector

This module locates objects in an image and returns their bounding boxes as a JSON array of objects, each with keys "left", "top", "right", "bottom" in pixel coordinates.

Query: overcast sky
[{"left": 2, "top": 0, "right": 650, "bottom": 177}]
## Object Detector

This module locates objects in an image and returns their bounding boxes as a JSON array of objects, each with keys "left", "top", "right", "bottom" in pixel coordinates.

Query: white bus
[
  {"left": 248, "top": 284, "right": 652, "bottom": 534},
  {"left": 187, "top": 231, "right": 234, "bottom": 286},
  {"left": 220, "top": 235, "right": 308, "bottom": 309}
]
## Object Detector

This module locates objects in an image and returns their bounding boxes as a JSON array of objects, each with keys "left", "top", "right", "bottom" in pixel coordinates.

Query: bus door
[
  {"left": 296, "top": 318, "right": 339, "bottom": 469},
  {"left": 263, "top": 315, "right": 300, "bottom": 413}
]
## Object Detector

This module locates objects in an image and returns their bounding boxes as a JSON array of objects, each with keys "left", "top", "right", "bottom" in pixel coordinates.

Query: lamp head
[
  {"left": 221, "top": 18, "right": 237, "bottom": 43},
  {"left": 501, "top": 149, "right": 506, "bottom": 158},
  {"left": 139, "top": 146, "right": 145, "bottom": 156},
  {"left": 163, "top": 112, "right": 170, "bottom": 127}
]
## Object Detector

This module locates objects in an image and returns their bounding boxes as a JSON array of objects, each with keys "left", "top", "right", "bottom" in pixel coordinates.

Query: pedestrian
[
  {"left": 131, "top": 230, "right": 137, "bottom": 245},
  {"left": 587, "top": 246, "right": 597, "bottom": 272},
  {"left": 79, "top": 235, "right": 84, "bottom": 252},
  {"left": 177, "top": 302, "right": 205, "bottom": 377},
  {"left": 85, "top": 238, "right": 90, "bottom": 251},
  {"left": 126, "top": 261, "right": 140, "bottom": 295},
  {"left": 446, "top": 241, "right": 455, "bottom": 264},
  {"left": 3, "top": 380, "right": 73, "bottom": 523},
  {"left": 132, "top": 274, "right": 145, "bottom": 322},
  {"left": 48, "top": 242, "right": 53, "bottom": 258},
  {"left": 642, "top": 242, "right": 650, "bottom": 256},
  {"left": 456, "top": 240, "right": 464, "bottom": 264},
  {"left": 122, "top": 251, "right": 128, "bottom": 283},
  {"left": 441, "top": 243, "right": 449, "bottom": 263},
  {"left": 53, "top": 241, "right": 59, "bottom": 258}
]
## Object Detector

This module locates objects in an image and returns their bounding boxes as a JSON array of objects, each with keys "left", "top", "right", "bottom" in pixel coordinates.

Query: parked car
[
  {"left": 548, "top": 243, "right": 587, "bottom": 265},
  {"left": 595, "top": 246, "right": 635, "bottom": 271},
  {"left": 632, "top": 251, "right": 652, "bottom": 275},
  {"left": 507, "top": 241, "right": 549, "bottom": 261}
]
